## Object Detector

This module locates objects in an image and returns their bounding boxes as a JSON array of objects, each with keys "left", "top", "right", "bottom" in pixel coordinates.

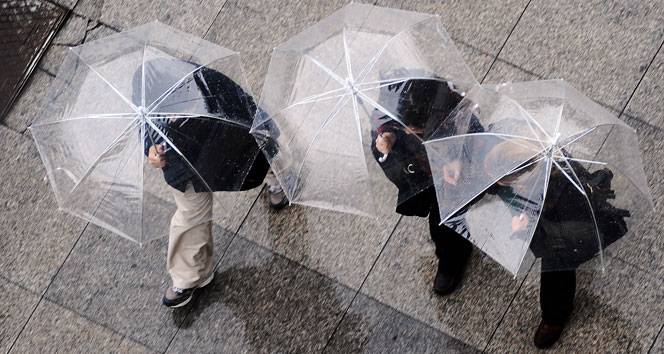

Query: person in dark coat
[
  {"left": 474, "top": 139, "right": 630, "bottom": 348},
  {"left": 370, "top": 77, "right": 481, "bottom": 295},
  {"left": 136, "top": 58, "right": 283, "bottom": 307}
]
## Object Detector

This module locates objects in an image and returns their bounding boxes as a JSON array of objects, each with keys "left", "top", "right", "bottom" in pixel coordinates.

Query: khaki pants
[
  {"left": 168, "top": 183, "right": 213, "bottom": 289},
  {"left": 265, "top": 169, "right": 280, "bottom": 190}
]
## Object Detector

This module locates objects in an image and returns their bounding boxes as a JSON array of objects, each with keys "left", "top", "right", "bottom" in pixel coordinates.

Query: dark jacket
[
  {"left": 136, "top": 60, "right": 269, "bottom": 193},
  {"left": 484, "top": 160, "right": 630, "bottom": 269},
  {"left": 369, "top": 78, "right": 475, "bottom": 217}
]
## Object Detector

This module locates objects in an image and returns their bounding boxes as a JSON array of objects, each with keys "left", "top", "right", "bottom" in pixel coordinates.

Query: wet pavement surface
[
  {"left": 1, "top": 0, "right": 663, "bottom": 353},
  {"left": 0, "top": 0, "right": 67, "bottom": 119}
]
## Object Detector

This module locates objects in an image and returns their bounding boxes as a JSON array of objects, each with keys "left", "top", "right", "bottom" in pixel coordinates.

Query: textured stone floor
[{"left": 1, "top": 0, "right": 663, "bottom": 353}]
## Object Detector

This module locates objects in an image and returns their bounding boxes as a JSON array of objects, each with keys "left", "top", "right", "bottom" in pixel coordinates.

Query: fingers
[
  {"left": 511, "top": 214, "right": 529, "bottom": 231},
  {"left": 147, "top": 144, "right": 166, "bottom": 168},
  {"left": 442, "top": 165, "right": 459, "bottom": 185},
  {"left": 148, "top": 155, "right": 166, "bottom": 168},
  {"left": 375, "top": 134, "right": 392, "bottom": 155}
]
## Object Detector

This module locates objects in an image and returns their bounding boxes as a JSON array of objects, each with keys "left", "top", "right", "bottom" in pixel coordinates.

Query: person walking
[
  {"left": 140, "top": 59, "right": 286, "bottom": 307},
  {"left": 371, "top": 78, "right": 480, "bottom": 295}
]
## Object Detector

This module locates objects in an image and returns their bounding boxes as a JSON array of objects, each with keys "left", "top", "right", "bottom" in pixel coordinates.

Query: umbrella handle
[{"left": 378, "top": 153, "right": 388, "bottom": 163}]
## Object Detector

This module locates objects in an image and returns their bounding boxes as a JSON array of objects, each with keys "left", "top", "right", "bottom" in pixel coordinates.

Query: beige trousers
[
  {"left": 168, "top": 183, "right": 214, "bottom": 289},
  {"left": 265, "top": 169, "right": 280, "bottom": 190}
]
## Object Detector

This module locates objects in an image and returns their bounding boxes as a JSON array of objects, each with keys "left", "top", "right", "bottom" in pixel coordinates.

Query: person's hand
[
  {"left": 375, "top": 132, "right": 396, "bottom": 155},
  {"left": 442, "top": 160, "right": 462, "bottom": 185},
  {"left": 511, "top": 213, "right": 529, "bottom": 232},
  {"left": 148, "top": 144, "right": 166, "bottom": 168}
]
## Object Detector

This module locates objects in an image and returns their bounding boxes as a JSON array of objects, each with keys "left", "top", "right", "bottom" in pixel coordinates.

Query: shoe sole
[
  {"left": 167, "top": 295, "right": 193, "bottom": 308},
  {"left": 164, "top": 273, "right": 215, "bottom": 308},
  {"left": 197, "top": 272, "right": 215, "bottom": 288}
]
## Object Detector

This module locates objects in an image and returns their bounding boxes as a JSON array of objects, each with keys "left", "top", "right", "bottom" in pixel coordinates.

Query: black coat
[
  {"left": 137, "top": 61, "right": 269, "bottom": 193},
  {"left": 369, "top": 78, "right": 476, "bottom": 217},
  {"left": 482, "top": 161, "right": 630, "bottom": 269}
]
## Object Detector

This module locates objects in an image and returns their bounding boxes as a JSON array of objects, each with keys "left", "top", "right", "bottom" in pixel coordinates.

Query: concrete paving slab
[
  {"left": 166, "top": 236, "right": 356, "bottom": 354},
  {"left": 10, "top": 298, "right": 154, "bottom": 353},
  {"left": 481, "top": 58, "right": 542, "bottom": 84},
  {"left": 36, "top": 14, "right": 90, "bottom": 74},
  {"left": 49, "top": 0, "right": 78, "bottom": 9},
  {"left": 359, "top": 215, "right": 524, "bottom": 349},
  {"left": 0, "top": 280, "right": 41, "bottom": 353},
  {"left": 651, "top": 327, "right": 664, "bottom": 353},
  {"left": 495, "top": 0, "right": 664, "bottom": 111},
  {"left": 73, "top": 0, "right": 226, "bottom": 36},
  {"left": 0, "top": 126, "right": 86, "bottom": 293},
  {"left": 43, "top": 220, "right": 234, "bottom": 352},
  {"left": 237, "top": 189, "right": 399, "bottom": 290},
  {"left": 324, "top": 292, "right": 480, "bottom": 354},
  {"left": 625, "top": 47, "right": 664, "bottom": 130},
  {"left": 599, "top": 50, "right": 664, "bottom": 276},
  {"left": 204, "top": 0, "right": 363, "bottom": 94},
  {"left": 486, "top": 259, "right": 664, "bottom": 353},
  {"left": 3, "top": 69, "right": 54, "bottom": 132},
  {"left": 376, "top": 0, "right": 529, "bottom": 78}
]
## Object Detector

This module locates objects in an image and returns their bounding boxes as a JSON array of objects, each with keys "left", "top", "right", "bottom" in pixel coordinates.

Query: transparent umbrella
[
  {"left": 29, "top": 22, "right": 266, "bottom": 245},
  {"left": 424, "top": 80, "right": 654, "bottom": 276},
  {"left": 251, "top": 3, "right": 477, "bottom": 217}
]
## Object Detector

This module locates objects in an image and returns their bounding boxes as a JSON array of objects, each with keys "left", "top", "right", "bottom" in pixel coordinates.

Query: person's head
[
  {"left": 381, "top": 78, "right": 463, "bottom": 133},
  {"left": 484, "top": 140, "right": 542, "bottom": 188}
]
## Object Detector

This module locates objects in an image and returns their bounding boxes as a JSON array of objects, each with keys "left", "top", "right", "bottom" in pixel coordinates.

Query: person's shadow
[{"left": 171, "top": 250, "right": 366, "bottom": 352}]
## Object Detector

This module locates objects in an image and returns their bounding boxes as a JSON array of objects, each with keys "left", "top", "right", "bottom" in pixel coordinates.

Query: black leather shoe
[
  {"left": 268, "top": 185, "right": 289, "bottom": 210},
  {"left": 533, "top": 321, "right": 565, "bottom": 349},
  {"left": 433, "top": 262, "right": 466, "bottom": 296}
]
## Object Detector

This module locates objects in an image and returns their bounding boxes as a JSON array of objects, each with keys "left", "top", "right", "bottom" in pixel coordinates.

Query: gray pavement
[{"left": 1, "top": 0, "right": 663, "bottom": 353}]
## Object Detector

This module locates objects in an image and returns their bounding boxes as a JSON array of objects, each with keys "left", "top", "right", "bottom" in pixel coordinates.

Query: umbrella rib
[
  {"left": 559, "top": 124, "right": 654, "bottom": 207},
  {"left": 69, "top": 50, "right": 138, "bottom": 113},
  {"left": 438, "top": 149, "right": 549, "bottom": 224},
  {"left": 146, "top": 64, "right": 206, "bottom": 113},
  {"left": 296, "top": 87, "right": 351, "bottom": 104},
  {"left": 30, "top": 114, "right": 137, "bottom": 128},
  {"left": 355, "top": 90, "right": 423, "bottom": 142},
  {"left": 291, "top": 91, "right": 354, "bottom": 108},
  {"left": 143, "top": 118, "right": 215, "bottom": 193},
  {"left": 551, "top": 159, "right": 586, "bottom": 196},
  {"left": 350, "top": 95, "right": 373, "bottom": 208},
  {"left": 342, "top": 28, "right": 354, "bottom": 82},
  {"left": 557, "top": 155, "right": 606, "bottom": 270},
  {"left": 67, "top": 119, "right": 140, "bottom": 196},
  {"left": 356, "top": 76, "right": 451, "bottom": 93},
  {"left": 515, "top": 102, "right": 551, "bottom": 150},
  {"left": 303, "top": 54, "right": 347, "bottom": 86},
  {"left": 556, "top": 156, "right": 607, "bottom": 166},
  {"left": 257, "top": 60, "right": 351, "bottom": 124},
  {"left": 513, "top": 157, "right": 553, "bottom": 275},
  {"left": 292, "top": 95, "right": 351, "bottom": 197},
  {"left": 424, "top": 132, "right": 545, "bottom": 147},
  {"left": 559, "top": 126, "right": 597, "bottom": 149},
  {"left": 141, "top": 41, "right": 146, "bottom": 109},
  {"left": 259, "top": 88, "right": 352, "bottom": 124},
  {"left": 147, "top": 112, "right": 252, "bottom": 129},
  {"left": 353, "top": 17, "right": 433, "bottom": 85}
]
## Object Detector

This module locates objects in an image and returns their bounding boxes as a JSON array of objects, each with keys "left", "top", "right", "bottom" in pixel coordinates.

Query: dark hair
[{"left": 385, "top": 79, "right": 463, "bottom": 129}]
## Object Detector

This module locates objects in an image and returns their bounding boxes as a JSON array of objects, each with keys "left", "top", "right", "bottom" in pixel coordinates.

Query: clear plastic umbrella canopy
[
  {"left": 30, "top": 22, "right": 263, "bottom": 245},
  {"left": 251, "top": 3, "right": 477, "bottom": 216},
  {"left": 425, "top": 80, "right": 654, "bottom": 276}
]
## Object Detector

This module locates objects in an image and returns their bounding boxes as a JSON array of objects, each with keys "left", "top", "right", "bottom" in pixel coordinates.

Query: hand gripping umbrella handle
[{"left": 378, "top": 153, "right": 388, "bottom": 163}]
